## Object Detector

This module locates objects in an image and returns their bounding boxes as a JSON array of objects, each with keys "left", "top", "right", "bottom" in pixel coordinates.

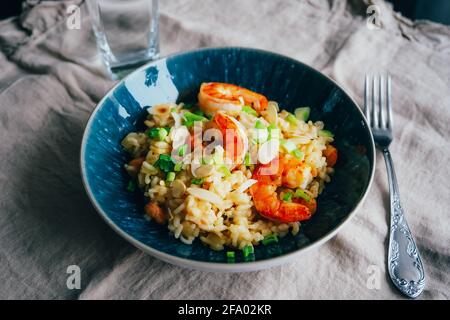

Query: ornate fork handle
[{"left": 383, "top": 148, "right": 426, "bottom": 298}]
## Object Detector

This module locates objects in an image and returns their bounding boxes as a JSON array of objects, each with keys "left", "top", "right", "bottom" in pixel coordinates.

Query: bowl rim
[{"left": 80, "top": 46, "right": 376, "bottom": 272}]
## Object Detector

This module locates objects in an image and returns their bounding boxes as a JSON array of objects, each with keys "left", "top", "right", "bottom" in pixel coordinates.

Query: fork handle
[{"left": 382, "top": 148, "right": 426, "bottom": 298}]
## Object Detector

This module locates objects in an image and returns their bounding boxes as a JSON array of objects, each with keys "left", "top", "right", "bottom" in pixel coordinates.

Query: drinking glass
[{"left": 87, "top": 0, "right": 159, "bottom": 79}]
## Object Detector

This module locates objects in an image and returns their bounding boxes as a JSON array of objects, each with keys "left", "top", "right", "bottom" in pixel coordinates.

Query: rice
[{"left": 121, "top": 95, "right": 337, "bottom": 252}]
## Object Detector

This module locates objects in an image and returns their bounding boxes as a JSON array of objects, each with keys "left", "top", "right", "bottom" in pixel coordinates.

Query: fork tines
[{"left": 364, "top": 74, "right": 393, "bottom": 130}]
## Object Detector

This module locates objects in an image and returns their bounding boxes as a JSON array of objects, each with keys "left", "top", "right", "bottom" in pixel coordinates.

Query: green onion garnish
[
  {"left": 267, "top": 124, "right": 280, "bottom": 140},
  {"left": 147, "top": 127, "right": 169, "bottom": 141},
  {"left": 294, "top": 107, "right": 311, "bottom": 121},
  {"left": 191, "top": 178, "right": 204, "bottom": 185},
  {"left": 244, "top": 153, "right": 251, "bottom": 166},
  {"left": 126, "top": 180, "right": 136, "bottom": 192},
  {"left": 255, "top": 120, "right": 266, "bottom": 129},
  {"left": 242, "top": 245, "right": 254, "bottom": 258},
  {"left": 318, "top": 129, "right": 334, "bottom": 138},
  {"left": 183, "top": 111, "right": 207, "bottom": 122},
  {"left": 202, "top": 157, "right": 214, "bottom": 165},
  {"left": 282, "top": 192, "right": 293, "bottom": 202},
  {"left": 244, "top": 253, "right": 255, "bottom": 262},
  {"left": 291, "top": 148, "right": 304, "bottom": 160},
  {"left": 174, "top": 162, "right": 183, "bottom": 172},
  {"left": 242, "top": 105, "right": 258, "bottom": 117},
  {"left": 226, "top": 251, "right": 235, "bottom": 259},
  {"left": 166, "top": 172, "right": 176, "bottom": 182},
  {"left": 286, "top": 113, "right": 297, "bottom": 125},
  {"left": 193, "top": 109, "right": 204, "bottom": 117},
  {"left": 178, "top": 144, "right": 187, "bottom": 157},
  {"left": 154, "top": 154, "right": 175, "bottom": 173},
  {"left": 294, "top": 189, "right": 311, "bottom": 202},
  {"left": 219, "top": 165, "right": 231, "bottom": 177},
  {"left": 262, "top": 234, "right": 278, "bottom": 245}
]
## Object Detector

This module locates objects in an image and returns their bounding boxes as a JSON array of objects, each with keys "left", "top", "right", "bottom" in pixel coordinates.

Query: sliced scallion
[
  {"left": 286, "top": 113, "right": 297, "bottom": 125},
  {"left": 178, "top": 144, "right": 187, "bottom": 157},
  {"left": 294, "top": 107, "right": 311, "bottom": 121},
  {"left": 262, "top": 234, "right": 278, "bottom": 245},
  {"left": 242, "top": 105, "right": 258, "bottom": 117},
  {"left": 282, "top": 192, "right": 293, "bottom": 202},
  {"left": 242, "top": 245, "right": 254, "bottom": 257},
  {"left": 294, "top": 189, "right": 311, "bottom": 202},
  {"left": 291, "top": 148, "right": 304, "bottom": 160},
  {"left": 166, "top": 172, "right": 176, "bottom": 182},
  {"left": 191, "top": 178, "right": 204, "bottom": 185}
]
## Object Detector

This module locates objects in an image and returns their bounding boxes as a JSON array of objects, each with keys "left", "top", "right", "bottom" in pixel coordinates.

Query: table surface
[{"left": 0, "top": 0, "right": 449, "bottom": 299}]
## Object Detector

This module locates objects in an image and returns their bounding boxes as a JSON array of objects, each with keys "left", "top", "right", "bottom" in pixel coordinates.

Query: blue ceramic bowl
[{"left": 81, "top": 47, "right": 375, "bottom": 272}]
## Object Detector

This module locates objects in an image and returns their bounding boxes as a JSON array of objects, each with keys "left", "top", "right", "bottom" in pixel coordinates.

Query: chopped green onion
[
  {"left": 262, "top": 234, "right": 278, "bottom": 245},
  {"left": 242, "top": 245, "right": 254, "bottom": 257},
  {"left": 226, "top": 251, "right": 235, "bottom": 259},
  {"left": 193, "top": 109, "right": 205, "bottom": 117},
  {"left": 191, "top": 178, "right": 204, "bottom": 185},
  {"left": 282, "top": 192, "right": 293, "bottom": 202},
  {"left": 183, "top": 120, "right": 195, "bottom": 128},
  {"left": 254, "top": 120, "right": 268, "bottom": 143},
  {"left": 202, "top": 156, "right": 214, "bottom": 165},
  {"left": 170, "top": 107, "right": 177, "bottom": 112},
  {"left": 147, "top": 127, "right": 169, "bottom": 141},
  {"left": 154, "top": 154, "right": 175, "bottom": 173},
  {"left": 126, "top": 180, "right": 136, "bottom": 192},
  {"left": 244, "top": 253, "right": 255, "bottom": 262},
  {"left": 178, "top": 144, "right": 187, "bottom": 157},
  {"left": 281, "top": 139, "right": 296, "bottom": 152},
  {"left": 318, "top": 129, "right": 334, "bottom": 138},
  {"left": 286, "top": 113, "right": 297, "bottom": 125},
  {"left": 242, "top": 105, "right": 258, "bottom": 116},
  {"left": 294, "top": 189, "right": 311, "bottom": 202},
  {"left": 255, "top": 120, "right": 266, "bottom": 129},
  {"left": 183, "top": 111, "right": 207, "bottom": 128},
  {"left": 291, "top": 148, "right": 304, "bottom": 160},
  {"left": 174, "top": 162, "right": 183, "bottom": 172},
  {"left": 183, "top": 111, "right": 207, "bottom": 122},
  {"left": 166, "top": 172, "right": 176, "bottom": 182},
  {"left": 294, "top": 107, "right": 311, "bottom": 121},
  {"left": 219, "top": 165, "right": 231, "bottom": 177},
  {"left": 244, "top": 153, "right": 251, "bottom": 166},
  {"left": 267, "top": 124, "right": 280, "bottom": 140}
]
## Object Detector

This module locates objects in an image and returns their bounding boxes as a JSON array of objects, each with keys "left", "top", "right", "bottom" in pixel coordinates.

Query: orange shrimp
[
  {"left": 213, "top": 112, "right": 244, "bottom": 163},
  {"left": 250, "top": 156, "right": 317, "bottom": 223},
  {"left": 198, "top": 82, "right": 268, "bottom": 116},
  {"left": 125, "top": 156, "right": 145, "bottom": 177},
  {"left": 144, "top": 202, "right": 167, "bottom": 225},
  {"left": 323, "top": 145, "right": 338, "bottom": 167}
]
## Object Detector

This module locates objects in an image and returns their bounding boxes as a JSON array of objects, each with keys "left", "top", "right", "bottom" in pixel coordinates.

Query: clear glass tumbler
[{"left": 87, "top": 0, "right": 159, "bottom": 79}]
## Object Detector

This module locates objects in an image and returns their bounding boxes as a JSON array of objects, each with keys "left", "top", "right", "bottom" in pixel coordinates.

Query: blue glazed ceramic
[{"left": 81, "top": 47, "right": 375, "bottom": 272}]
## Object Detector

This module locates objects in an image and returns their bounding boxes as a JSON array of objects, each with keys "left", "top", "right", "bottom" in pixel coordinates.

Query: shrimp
[
  {"left": 323, "top": 145, "right": 338, "bottom": 167},
  {"left": 198, "top": 82, "right": 268, "bottom": 116},
  {"left": 125, "top": 156, "right": 145, "bottom": 177},
  {"left": 145, "top": 201, "right": 167, "bottom": 224},
  {"left": 249, "top": 156, "right": 317, "bottom": 223},
  {"left": 213, "top": 112, "right": 244, "bottom": 163}
]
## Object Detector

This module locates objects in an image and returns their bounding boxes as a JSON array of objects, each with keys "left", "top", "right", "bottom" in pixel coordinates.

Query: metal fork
[{"left": 364, "top": 74, "right": 425, "bottom": 298}]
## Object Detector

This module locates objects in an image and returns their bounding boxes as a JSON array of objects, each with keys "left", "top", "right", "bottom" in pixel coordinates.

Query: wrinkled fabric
[{"left": 0, "top": 0, "right": 449, "bottom": 300}]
